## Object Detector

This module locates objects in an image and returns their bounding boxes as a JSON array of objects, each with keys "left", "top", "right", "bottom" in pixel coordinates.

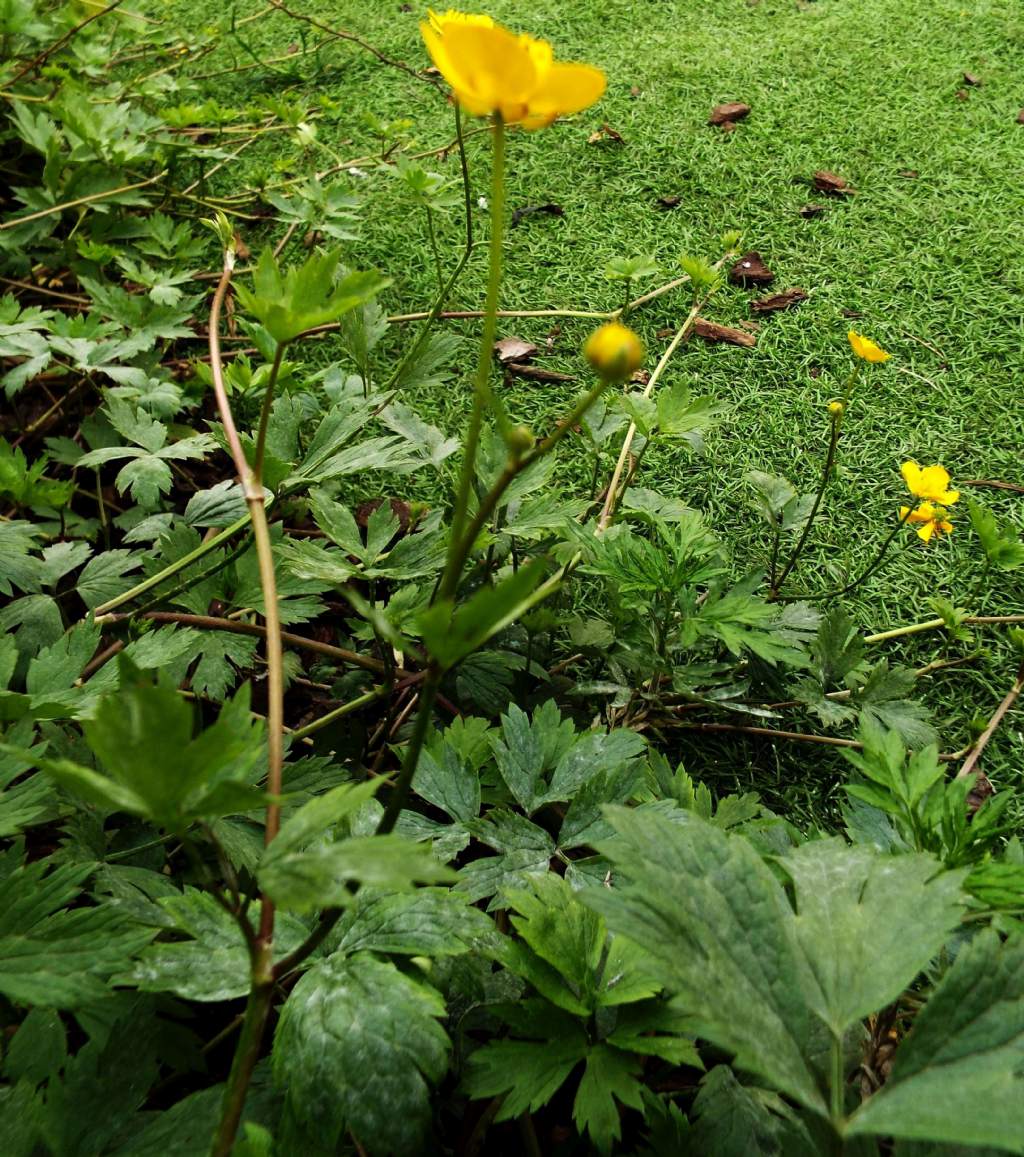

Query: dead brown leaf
[
  {"left": 729, "top": 251, "right": 775, "bottom": 286},
  {"left": 630, "top": 85, "right": 641, "bottom": 98},
  {"left": 841, "top": 308, "right": 864, "bottom": 319},
  {"left": 656, "top": 194, "right": 681, "bottom": 210},
  {"left": 799, "top": 203, "right": 827, "bottom": 218},
  {"left": 356, "top": 498, "right": 413, "bottom": 535},
  {"left": 813, "top": 170, "right": 854, "bottom": 196},
  {"left": 751, "top": 288, "right": 808, "bottom": 314},
  {"left": 588, "top": 122, "right": 625, "bottom": 145},
  {"left": 966, "top": 771, "right": 994, "bottom": 814},
  {"left": 630, "top": 368, "right": 651, "bottom": 385},
  {"left": 505, "top": 364, "right": 576, "bottom": 383},
  {"left": 897, "top": 170, "right": 919, "bottom": 179},
  {"left": 494, "top": 336, "right": 538, "bottom": 364},
  {"left": 955, "top": 89, "right": 969, "bottom": 102},
  {"left": 963, "top": 71, "right": 981, "bottom": 86},
  {"left": 708, "top": 101, "right": 751, "bottom": 126},
  {"left": 693, "top": 318, "right": 757, "bottom": 347},
  {"left": 1017, "top": 108, "right": 1024, "bottom": 125}
]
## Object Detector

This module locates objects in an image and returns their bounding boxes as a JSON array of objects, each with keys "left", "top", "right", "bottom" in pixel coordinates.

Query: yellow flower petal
[
  {"left": 519, "top": 62, "right": 607, "bottom": 129},
  {"left": 901, "top": 460, "right": 959, "bottom": 505},
  {"left": 848, "top": 330, "right": 891, "bottom": 363},
  {"left": 427, "top": 21, "right": 541, "bottom": 119},
  {"left": 916, "top": 520, "right": 936, "bottom": 542},
  {"left": 420, "top": 11, "right": 604, "bottom": 127},
  {"left": 900, "top": 461, "right": 923, "bottom": 494}
]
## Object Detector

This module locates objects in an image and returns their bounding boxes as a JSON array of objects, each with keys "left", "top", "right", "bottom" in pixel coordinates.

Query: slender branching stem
[
  {"left": 781, "top": 505, "right": 916, "bottom": 603},
  {"left": 290, "top": 685, "right": 389, "bottom": 741},
  {"left": 772, "top": 409, "right": 843, "bottom": 597},
  {"left": 863, "top": 613, "right": 1024, "bottom": 645},
  {"left": 253, "top": 342, "right": 286, "bottom": 477},
  {"left": 597, "top": 283, "right": 713, "bottom": 531},
  {"left": 443, "top": 113, "right": 507, "bottom": 592},
  {"left": 208, "top": 245, "right": 287, "bottom": 1155},
  {"left": 771, "top": 364, "right": 860, "bottom": 598}
]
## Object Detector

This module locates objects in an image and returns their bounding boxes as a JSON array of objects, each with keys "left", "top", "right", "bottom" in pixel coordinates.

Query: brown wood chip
[
  {"left": 751, "top": 288, "right": 808, "bottom": 314},
  {"left": 729, "top": 251, "right": 774, "bottom": 286},
  {"left": 813, "top": 170, "right": 854, "bottom": 196},
  {"left": 709, "top": 102, "right": 751, "bottom": 126},
  {"left": 693, "top": 318, "right": 757, "bottom": 347}
]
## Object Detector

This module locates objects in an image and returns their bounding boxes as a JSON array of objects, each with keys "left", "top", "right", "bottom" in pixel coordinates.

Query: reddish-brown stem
[{"left": 958, "top": 661, "right": 1024, "bottom": 780}]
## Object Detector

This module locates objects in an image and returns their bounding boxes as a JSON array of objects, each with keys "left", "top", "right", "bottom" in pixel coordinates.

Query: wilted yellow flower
[
  {"left": 584, "top": 322, "right": 644, "bottom": 381},
  {"left": 421, "top": 10, "right": 606, "bottom": 129},
  {"left": 848, "top": 330, "right": 891, "bottom": 363},
  {"left": 900, "top": 502, "right": 953, "bottom": 543},
  {"left": 901, "top": 461, "right": 959, "bottom": 506}
]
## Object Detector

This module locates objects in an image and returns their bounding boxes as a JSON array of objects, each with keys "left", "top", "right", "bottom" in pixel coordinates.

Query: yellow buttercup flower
[
  {"left": 584, "top": 322, "right": 644, "bottom": 382},
  {"left": 420, "top": 10, "right": 606, "bottom": 129},
  {"left": 900, "top": 502, "right": 954, "bottom": 543},
  {"left": 901, "top": 461, "right": 959, "bottom": 506},
  {"left": 847, "top": 330, "right": 891, "bottom": 363}
]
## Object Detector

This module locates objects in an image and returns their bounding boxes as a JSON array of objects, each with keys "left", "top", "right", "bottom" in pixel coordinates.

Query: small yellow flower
[
  {"left": 584, "top": 322, "right": 644, "bottom": 382},
  {"left": 420, "top": 10, "right": 606, "bottom": 129},
  {"left": 848, "top": 330, "right": 891, "bottom": 363},
  {"left": 901, "top": 461, "right": 959, "bottom": 506},
  {"left": 827, "top": 400, "right": 845, "bottom": 416},
  {"left": 900, "top": 502, "right": 954, "bottom": 543}
]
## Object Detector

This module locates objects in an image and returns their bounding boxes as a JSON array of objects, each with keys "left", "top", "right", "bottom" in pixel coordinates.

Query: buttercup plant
[{"left": 5, "top": 4, "right": 1024, "bottom": 1155}]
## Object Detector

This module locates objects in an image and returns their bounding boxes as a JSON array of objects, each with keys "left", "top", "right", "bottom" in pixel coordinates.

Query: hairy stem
[{"left": 442, "top": 113, "right": 507, "bottom": 596}]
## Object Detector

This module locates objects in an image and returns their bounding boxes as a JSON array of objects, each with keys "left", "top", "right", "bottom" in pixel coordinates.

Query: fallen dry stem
[{"left": 957, "top": 661, "right": 1024, "bottom": 780}]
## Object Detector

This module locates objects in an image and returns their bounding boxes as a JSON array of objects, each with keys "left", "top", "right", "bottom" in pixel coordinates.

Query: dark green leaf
[{"left": 273, "top": 952, "right": 449, "bottom": 1155}]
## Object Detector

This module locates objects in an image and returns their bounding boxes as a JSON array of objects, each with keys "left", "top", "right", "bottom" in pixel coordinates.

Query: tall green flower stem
[
  {"left": 445, "top": 112, "right": 510, "bottom": 564},
  {"left": 770, "top": 364, "right": 861, "bottom": 599},
  {"left": 207, "top": 243, "right": 287, "bottom": 1157}
]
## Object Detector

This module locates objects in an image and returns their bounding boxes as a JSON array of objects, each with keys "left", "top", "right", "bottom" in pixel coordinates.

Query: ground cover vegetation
[{"left": 2, "top": 0, "right": 1024, "bottom": 1153}]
